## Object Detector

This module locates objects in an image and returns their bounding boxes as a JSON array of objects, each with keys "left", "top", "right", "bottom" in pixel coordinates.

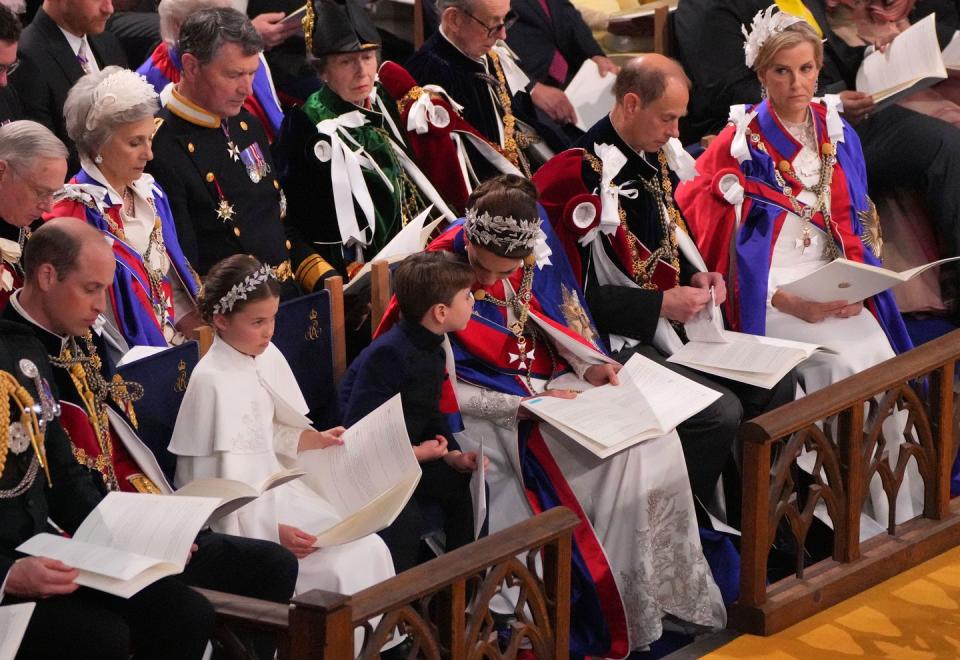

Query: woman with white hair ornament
[{"left": 50, "top": 67, "right": 202, "bottom": 348}]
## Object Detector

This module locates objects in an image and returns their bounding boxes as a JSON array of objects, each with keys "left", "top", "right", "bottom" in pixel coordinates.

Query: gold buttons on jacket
[{"left": 206, "top": 172, "right": 215, "bottom": 182}]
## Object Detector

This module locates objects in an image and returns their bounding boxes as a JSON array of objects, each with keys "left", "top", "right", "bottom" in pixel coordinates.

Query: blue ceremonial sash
[{"left": 72, "top": 171, "right": 200, "bottom": 347}]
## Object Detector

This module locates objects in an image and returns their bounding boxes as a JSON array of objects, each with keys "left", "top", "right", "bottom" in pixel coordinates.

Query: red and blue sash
[
  {"left": 137, "top": 43, "right": 284, "bottom": 141},
  {"left": 676, "top": 100, "right": 911, "bottom": 355},
  {"left": 49, "top": 171, "right": 201, "bottom": 347},
  {"left": 377, "top": 219, "right": 628, "bottom": 657}
]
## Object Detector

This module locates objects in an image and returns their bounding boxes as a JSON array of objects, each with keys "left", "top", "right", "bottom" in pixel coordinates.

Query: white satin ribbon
[
  {"left": 491, "top": 42, "right": 530, "bottom": 96},
  {"left": 315, "top": 111, "right": 377, "bottom": 247},
  {"left": 532, "top": 227, "right": 553, "bottom": 269},
  {"left": 592, "top": 142, "right": 637, "bottom": 245},
  {"left": 662, "top": 137, "right": 699, "bottom": 181},
  {"left": 718, "top": 173, "right": 745, "bottom": 228},
  {"left": 823, "top": 94, "right": 845, "bottom": 144},
  {"left": 728, "top": 104, "right": 758, "bottom": 164},
  {"left": 407, "top": 90, "right": 451, "bottom": 134},
  {"left": 0, "top": 237, "right": 20, "bottom": 291}
]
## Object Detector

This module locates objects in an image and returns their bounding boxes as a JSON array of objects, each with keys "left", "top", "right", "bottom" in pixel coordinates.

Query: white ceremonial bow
[
  {"left": 728, "top": 104, "right": 758, "bottom": 164},
  {"left": 532, "top": 227, "right": 553, "bottom": 269},
  {"left": 823, "top": 94, "right": 846, "bottom": 145},
  {"left": 315, "top": 111, "right": 377, "bottom": 247},
  {"left": 662, "top": 137, "right": 699, "bottom": 181},
  {"left": 491, "top": 42, "right": 530, "bottom": 96},
  {"left": 406, "top": 86, "right": 461, "bottom": 134},
  {"left": 718, "top": 172, "right": 745, "bottom": 228},
  {"left": 0, "top": 237, "right": 20, "bottom": 291},
  {"left": 591, "top": 143, "right": 636, "bottom": 245}
]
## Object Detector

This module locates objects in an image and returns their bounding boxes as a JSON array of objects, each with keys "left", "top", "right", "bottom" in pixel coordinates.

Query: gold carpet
[{"left": 704, "top": 546, "right": 960, "bottom": 659}]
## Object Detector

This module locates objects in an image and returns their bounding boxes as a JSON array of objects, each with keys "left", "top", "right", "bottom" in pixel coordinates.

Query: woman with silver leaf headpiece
[
  {"left": 676, "top": 9, "right": 922, "bottom": 535},
  {"left": 378, "top": 175, "right": 725, "bottom": 657},
  {"left": 49, "top": 66, "right": 202, "bottom": 349}
]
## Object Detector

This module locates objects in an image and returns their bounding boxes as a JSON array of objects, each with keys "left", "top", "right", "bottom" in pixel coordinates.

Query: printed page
[
  {"left": 856, "top": 15, "right": 946, "bottom": 101},
  {"left": 942, "top": 30, "right": 960, "bottom": 68},
  {"left": 16, "top": 533, "right": 160, "bottom": 581},
  {"left": 683, "top": 287, "right": 726, "bottom": 343},
  {"left": 297, "top": 394, "right": 421, "bottom": 518},
  {"left": 0, "top": 602, "right": 34, "bottom": 660},
  {"left": 566, "top": 59, "right": 616, "bottom": 131},
  {"left": 621, "top": 353, "right": 722, "bottom": 432},
  {"left": 669, "top": 336, "right": 805, "bottom": 375},
  {"left": 72, "top": 492, "right": 220, "bottom": 565}
]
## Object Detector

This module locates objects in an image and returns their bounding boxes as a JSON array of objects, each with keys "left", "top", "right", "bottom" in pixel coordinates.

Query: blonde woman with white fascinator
[
  {"left": 675, "top": 8, "right": 922, "bottom": 536},
  {"left": 50, "top": 66, "right": 202, "bottom": 348}
]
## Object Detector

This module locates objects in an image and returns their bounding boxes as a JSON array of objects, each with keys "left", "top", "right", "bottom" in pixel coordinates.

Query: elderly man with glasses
[
  {"left": 0, "top": 120, "right": 67, "bottom": 312},
  {"left": 407, "top": 0, "right": 561, "bottom": 175}
]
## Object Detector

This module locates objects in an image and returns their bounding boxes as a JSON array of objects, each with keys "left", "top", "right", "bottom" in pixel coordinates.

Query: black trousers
[
  {"left": 613, "top": 344, "right": 796, "bottom": 505},
  {"left": 856, "top": 105, "right": 960, "bottom": 258},
  {"left": 13, "top": 532, "right": 298, "bottom": 660},
  {"left": 378, "top": 460, "right": 477, "bottom": 573}
]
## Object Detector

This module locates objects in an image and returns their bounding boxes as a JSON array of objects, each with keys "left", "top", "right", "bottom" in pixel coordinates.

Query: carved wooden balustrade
[
  {"left": 732, "top": 329, "right": 960, "bottom": 635},
  {"left": 195, "top": 506, "right": 578, "bottom": 659}
]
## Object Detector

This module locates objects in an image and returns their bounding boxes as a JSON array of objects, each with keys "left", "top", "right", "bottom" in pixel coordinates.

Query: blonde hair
[{"left": 752, "top": 21, "right": 823, "bottom": 73}]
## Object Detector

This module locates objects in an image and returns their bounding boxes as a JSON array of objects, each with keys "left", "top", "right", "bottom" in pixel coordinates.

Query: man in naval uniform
[
  {"left": 533, "top": 56, "right": 796, "bottom": 510},
  {"left": 2, "top": 218, "right": 300, "bottom": 658},
  {"left": 147, "top": 7, "right": 306, "bottom": 293}
]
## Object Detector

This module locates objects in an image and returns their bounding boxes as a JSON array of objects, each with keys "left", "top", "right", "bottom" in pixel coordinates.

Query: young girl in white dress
[{"left": 168, "top": 255, "right": 396, "bottom": 612}]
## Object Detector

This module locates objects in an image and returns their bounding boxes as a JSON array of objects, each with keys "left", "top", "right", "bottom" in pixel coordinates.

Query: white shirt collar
[
  {"left": 59, "top": 28, "right": 86, "bottom": 57},
  {"left": 80, "top": 157, "right": 156, "bottom": 207}
]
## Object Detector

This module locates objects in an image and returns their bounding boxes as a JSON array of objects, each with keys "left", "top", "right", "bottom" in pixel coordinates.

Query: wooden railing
[
  {"left": 196, "top": 506, "right": 579, "bottom": 658},
  {"left": 732, "top": 329, "right": 960, "bottom": 635}
]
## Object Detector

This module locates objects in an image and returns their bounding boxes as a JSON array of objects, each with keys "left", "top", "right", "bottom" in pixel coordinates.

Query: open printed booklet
[
  {"left": 668, "top": 287, "right": 826, "bottom": 388},
  {"left": 297, "top": 394, "right": 421, "bottom": 546},
  {"left": 856, "top": 14, "right": 946, "bottom": 109},
  {"left": 17, "top": 493, "right": 221, "bottom": 599},
  {"left": 520, "top": 353, "right": 721, "bottom": 459},
  {"left": 779, "top": 256, "right": 960, "bottom": 305},
  {"left": 174, "top": 468, "right": 306, "bottom": 525},
  {"left": 343, "top": 205, "right": 445, "bottom": 292}
]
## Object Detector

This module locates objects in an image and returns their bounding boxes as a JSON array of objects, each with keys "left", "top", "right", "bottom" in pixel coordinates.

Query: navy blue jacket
[{"left": 339, "top": 317, "right": 459, "bottom": 452}]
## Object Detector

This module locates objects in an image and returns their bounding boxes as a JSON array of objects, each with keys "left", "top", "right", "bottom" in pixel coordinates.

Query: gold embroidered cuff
[{"left": 295, "top": 255, "right": 333, "bottom": 291}]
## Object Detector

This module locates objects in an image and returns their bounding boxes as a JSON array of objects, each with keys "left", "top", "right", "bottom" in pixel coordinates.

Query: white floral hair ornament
[
  {"left": 742, "top": 6, "right": 806, "bottom": 69},
  {"left": 84, "top": 69, "right": 158, "bottom": 132},
  {"left": 463, "top": 207, "right": 542, "bottom": 255},
  {"left": 213, "top": 264, "right": 278, "bottom": 315}
]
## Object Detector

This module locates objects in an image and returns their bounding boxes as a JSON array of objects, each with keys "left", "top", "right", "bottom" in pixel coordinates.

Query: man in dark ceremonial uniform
[
  {"left": 147, "top": 7, "right": 303, "bottom": 292},
  {"left": 2, "top": 219, "right": 299, "bottom": 659},
  {"left": 406, "top": 0, "right": 555, "bottom": 175},
  {"left": 534, "top": 56, "right": 795, "bottom": 507}
]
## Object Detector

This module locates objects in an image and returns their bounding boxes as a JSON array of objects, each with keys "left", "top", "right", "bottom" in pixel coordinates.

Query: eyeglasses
[
  {"left": 0, "top": 60, "right": 19, "bottom": 76},
  {"left": 458, "top": 8, "right": 518, "bottom": 38},
  {"left": 10, "top": 168, "right": 60, "bottom": 205}
]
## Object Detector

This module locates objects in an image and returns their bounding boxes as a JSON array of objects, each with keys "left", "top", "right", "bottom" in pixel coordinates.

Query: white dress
[
  {"left": 455, "top": 300, "right": 726, "bottom": 653},
  {"left": 169, "top": 336, "right": 396, "bottom": 602},
  {"left": 764, "top": 117, "right": 923, "bottom": 535}
]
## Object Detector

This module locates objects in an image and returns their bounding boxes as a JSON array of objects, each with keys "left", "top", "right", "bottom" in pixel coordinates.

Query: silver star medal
[{"left": 226, "top": 141, "right": 241, "bottom": 162}]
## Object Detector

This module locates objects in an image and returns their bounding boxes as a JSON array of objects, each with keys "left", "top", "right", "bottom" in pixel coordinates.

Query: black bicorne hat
[{"left": 303, "top": 0, "right": 381, "bottom": 58}]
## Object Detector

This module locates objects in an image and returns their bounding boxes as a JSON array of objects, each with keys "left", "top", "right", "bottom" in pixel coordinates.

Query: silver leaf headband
[
  {"left": 212, "top": 264, "right": 277, "bottom": 315},
  {"left": 463, "top": 207, "right": 542, "bottom": 254}
]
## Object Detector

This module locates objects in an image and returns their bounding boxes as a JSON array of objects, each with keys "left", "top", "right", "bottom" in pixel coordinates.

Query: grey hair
[
  {"left": 178, "top": 7, "right": 263, "bottom": 66},
  {"left": 0, "top": 120, "right": 68, "bottom": 173},
  {"left": 158, "top": 0, "right": 233, "bottom": 45},
  {"left": 63, "top": 67, "right": 160, "bottom": 161},
  {"left": 436, "top": 0, "right": 473, "bottom": 15}
]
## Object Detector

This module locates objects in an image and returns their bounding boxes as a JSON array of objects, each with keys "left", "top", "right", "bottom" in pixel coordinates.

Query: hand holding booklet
[
  {"left": 17, "top": 492, "right": 221, "bottom": 598},
  {"left": 856, "top": 14, "right": 946, "bottom": 109},
  {"left": 668, "top": 287, "right": 825, "bottom": 388},
  {"left": 779, "top": 256, "right": 960, "bottom": 304},
  {"left": 297, "top": 394, "right": 421, "bottom": 546},
  {"left": 520, "top": 354, "right": 721, "bottom": 459}
]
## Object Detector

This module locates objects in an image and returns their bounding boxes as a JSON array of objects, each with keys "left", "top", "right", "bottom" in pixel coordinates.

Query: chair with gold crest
[{"left": 116, "top": 341, "right": 200, "bottom": 485}]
